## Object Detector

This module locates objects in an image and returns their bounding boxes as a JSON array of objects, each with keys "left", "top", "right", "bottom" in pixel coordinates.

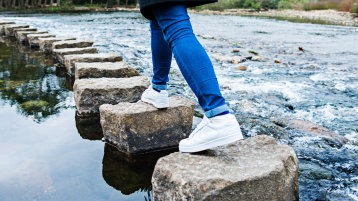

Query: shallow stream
[{"left": 0, "top": 11, "right": 358, "bottom": 201}]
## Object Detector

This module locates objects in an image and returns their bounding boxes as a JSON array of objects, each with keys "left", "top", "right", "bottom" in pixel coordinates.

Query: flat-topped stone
[
  {"left": 152, "top": 135, "right": 299, "bottom": 201},
  {"left": 74, "top": 76, "right": 150, "bottom": 115},
  {"left": 38, "top": 37, "right": 77, "bottom": 54},
  {"left": 99, "top": 97, "right": 195, "bottom": 154},
  {"left": 52, "top": 39, "right": 93, "bottom": 50},
  {"left": 64, "top": 53, "right": 122, "bottom": 75},
  {"left": 27, "top": 33, "right": 56, "bottom": 48},
  {"left": 13, "top": 27, "right": 37, "bottom": 38},
  {"left": 0, "top": 21, "right": 15, "bottom": 25},
  {"left": 1, "top": 24, "right": 29, "bottom": 36},
  {"left": 53, "top": 47, "right": 98, "bottom": 64},
  {"left": 75, "top": 62, "right": 139, "bottom": 79},
  {"left": 17, "top": 31, "right": 48, "bottom": 44}
]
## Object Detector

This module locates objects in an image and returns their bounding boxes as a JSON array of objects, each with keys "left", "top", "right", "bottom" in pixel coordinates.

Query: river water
[{"left": 0, "top": 11, "right": 357, "bottom": 201}]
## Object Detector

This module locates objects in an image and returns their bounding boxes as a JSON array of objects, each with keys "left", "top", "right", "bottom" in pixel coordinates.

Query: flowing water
[{"left": 0, "top": 11, "right": 357, "bottom": 201}]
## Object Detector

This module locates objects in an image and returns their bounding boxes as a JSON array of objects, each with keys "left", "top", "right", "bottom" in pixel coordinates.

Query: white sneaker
[
  {"left": 179, "top": 114, "right": 244, "bottom": 153},
  {"left": 141, "top": 86, "right": 169, "bottom": 109}
]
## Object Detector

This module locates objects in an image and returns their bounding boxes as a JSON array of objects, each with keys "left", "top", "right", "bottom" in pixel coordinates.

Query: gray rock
[
  {"left": 75, "top": 62, "right": 139, "bottom": 79},
  {"left": 53, "top": 47, "right": 98, "bottom": 64},
  {"left": 38, "top": 37, "right": 77, "bottom": 54},
  {"left": 27, "top": 33, "right": 56, "bottom": 48},
  {"left": 74, "top": 76, "right": 150, "bottom": 115},
  {"left": 2, "top": 24, "right": 29, "bottom": 36},
  {"left": 0, "top": 21, "right": 15, "bottom": 26},
  {"left": 64, "top": 53, "right": 122, "bottom": 75},
  {"left": 52, "top": 39, "right": 93, "bottom": 50},
  {"left": 152, "top": 135, "right": 299, "bottom": 201},
  {"left": 99, "top": 97, "right": 195, "bottom": 154},
  {"left": 17, "top": 31, "right": 49, "bottom": 44},
  {"left": 13, "top": 28, "right": 37, "bottom": 38}
]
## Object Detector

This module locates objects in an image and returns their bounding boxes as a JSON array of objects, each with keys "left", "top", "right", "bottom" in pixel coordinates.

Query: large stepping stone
[
  {"left": 75, "top": 62, "right": 139, "bottom": 79},
  {"left": 2, "top": 24, "right": 29, "bottom": 36},
  {"left": 74, "top": 76, "right": 150, "bottom": 115},
  {"left": 152, "top": 135, "right": 299, "bottom": 201},
  {"left": 64, "top": 53, "right": 122, "bottom": 75},
  {"left": 52, "top": 39, "right": 93, "bottom": 50},
  {"left": 38, "top": 37, "right": 77, "bottom": 54},
  {"left": 53, "top": 47, "right": 98, "bottom": 64},
  {"left": 16, "top": 31, "right": 48, "bottom": 44},
  {"left": 99, "top": 96, "right": 195, "bottom": 154},
  {"left": 27, "top": 33, "right": 56, "bottom": 48}
]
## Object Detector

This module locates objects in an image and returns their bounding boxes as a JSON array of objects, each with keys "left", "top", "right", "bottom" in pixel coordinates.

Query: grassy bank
[{"left": 196, "top": 0, "right": 358, "bottom": 14}]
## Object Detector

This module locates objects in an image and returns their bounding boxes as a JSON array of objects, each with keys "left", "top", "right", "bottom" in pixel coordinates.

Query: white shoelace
[{"left": 189, "top": 116, "right": 211, "bottom": 139}]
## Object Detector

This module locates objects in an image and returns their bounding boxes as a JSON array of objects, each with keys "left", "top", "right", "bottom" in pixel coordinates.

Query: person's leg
[
  {"left": 150, "top": 19, "right": 172, "bottom": 91},
  {"left": 151, "top": 3, "right": 229, "bottom": 118},
  {"left": 150, "top": 3, "right": 243, "bottom": 153}
]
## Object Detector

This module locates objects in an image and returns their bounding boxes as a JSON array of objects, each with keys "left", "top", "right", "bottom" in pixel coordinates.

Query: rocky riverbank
[{"left": 190, "top": 8, "right": 358, "bottom": 26}]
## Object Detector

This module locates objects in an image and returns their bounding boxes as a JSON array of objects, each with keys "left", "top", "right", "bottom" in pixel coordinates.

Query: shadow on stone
[{"left": 75, "top": 113, "right": 103, "bottom": 141}]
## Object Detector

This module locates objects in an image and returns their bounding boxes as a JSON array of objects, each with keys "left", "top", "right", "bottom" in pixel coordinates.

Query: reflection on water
[
  {"left": 75, "top": 114, "right": 103, "bottom": 140},
  {"left": 0, "top": 38, "right": 155, "bottom": 200},
  {"left": 0, "top": 37, "right": 70, "bottom": 123}
]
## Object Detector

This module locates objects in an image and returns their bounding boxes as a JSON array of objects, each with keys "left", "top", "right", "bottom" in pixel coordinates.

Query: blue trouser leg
[
  {"left": 150, "top": 20, "right": 172, "bottom": 90},
  {"left": 150, "top": 3, "right": 229, "bottom": 117}
]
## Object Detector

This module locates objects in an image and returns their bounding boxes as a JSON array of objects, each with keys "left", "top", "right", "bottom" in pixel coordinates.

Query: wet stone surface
[
  {"left": 3, "top": 24, "right": 29, "bottom": 36},
  {"left": 100, "top": 97, "right": 195, "bottom": 154},
  {"left": 152, "top": 135, "right": 299, "bottom": 201},
  {"left": 53, "top": 47, "right": 98, "bottom": 64},
  {"left": 64, "top": 53, "right": 122, "bottom": 75},
  {"left": 74, "top": 76, "right": 150, "bottom": 115},
  {"left": 75, "top": 62, "right": 140, "bottom": 79}
]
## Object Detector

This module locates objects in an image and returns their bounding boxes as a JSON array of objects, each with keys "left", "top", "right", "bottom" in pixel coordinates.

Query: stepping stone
[
  {"left": 152, "top": 135, "right": 299, "bottom": 201},
  {"left": 64, "top": 53, "right": 122, "bottom": 75},
  {"left": 75, "top": 62, "right": 139, "bottom": 80},
  {"left": 99, "top": 96, "right": 195, "bottom": 154},
  {"left": 13, "top": 27, "right": 37, "bottom": 36},
  {"left": 74, "top": 76, "right": 150, "bottom": 115},
  {"left": 38, "top": 37, "right": 77, "bottom": 54},
  {"left": 53, "top": 47, "right": 98, "bottom": 64},
  {"left": 17, "top": 31, "right": 48, "bottom": 44},
  {"left": 52, "top": 39, "right": 93, "bottom": 50},
  {"left": 0, "top": 21, "right": 15, "bottom": 25},
  {"left": 1, "top": 24, "right": 29, "bottom": 36},
  {"left": 27, "top": 33, "right": 56, "bottom": 48}
]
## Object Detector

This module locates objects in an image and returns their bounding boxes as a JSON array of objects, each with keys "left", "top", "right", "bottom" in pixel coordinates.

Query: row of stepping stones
[{"left": 0, "top": 19, "right": 299, "bottom": 200}]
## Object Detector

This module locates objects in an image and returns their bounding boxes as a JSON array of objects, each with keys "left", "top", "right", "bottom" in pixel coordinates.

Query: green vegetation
[{"left": 197, "top": 0, "right": 358, "bottom": 12}]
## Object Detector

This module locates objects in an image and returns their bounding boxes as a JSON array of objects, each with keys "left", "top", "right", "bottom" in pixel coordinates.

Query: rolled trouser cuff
[
  {"left": 152, "top": 83, "right": 167, "bottom": 90},
  {"left": 204, "top": 104, "right": 229, "bottom": 118}
]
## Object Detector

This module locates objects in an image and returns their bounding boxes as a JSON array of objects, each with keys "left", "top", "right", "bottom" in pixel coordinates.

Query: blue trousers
[{"left": 150, "top": 3, "right": 228, "bottom": 118}]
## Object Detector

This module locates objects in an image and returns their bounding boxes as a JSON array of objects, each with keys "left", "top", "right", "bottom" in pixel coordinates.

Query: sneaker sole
[
  {"left": 141, "top": 96, "right": 169, "bottom": 109},
  {"left": 179, "top": 131, "right": 244, "bottom": 153}
]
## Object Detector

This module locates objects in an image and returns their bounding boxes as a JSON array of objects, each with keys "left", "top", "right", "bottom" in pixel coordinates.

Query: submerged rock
[
  {"left": 74, "top": 76, "right": 150, "bottom": 115},
  {"left": 64, "top": 53, "right": 122, "bottom": 75},
  {"left": 74, "top": 62, "right": 139, "bottom": 79},
  {"left": 100, "top": 97, "right": 195, "bottom": 154},
  {"left": 152, "top": 135, "right": 299, "bottom": 201},
  {"left": 53, "top": 47, "right": 98, "bottom": 64},
  {"left": 237, "top": 66, "right": 247, "bottom": 71}
]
